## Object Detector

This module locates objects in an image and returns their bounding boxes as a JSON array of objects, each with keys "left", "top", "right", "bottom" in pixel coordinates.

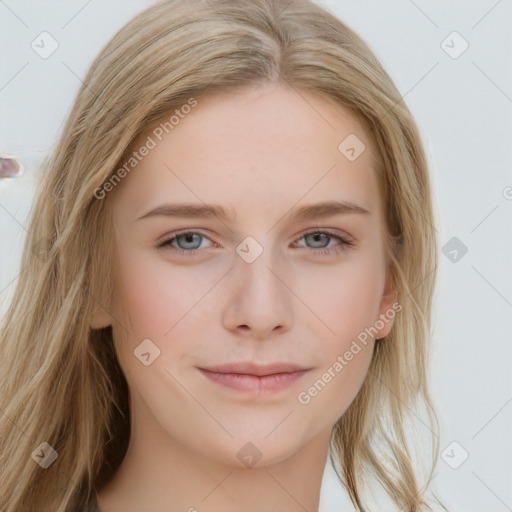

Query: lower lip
[{"left": 199, "top": 369, "right": 309, "bottom": 394}]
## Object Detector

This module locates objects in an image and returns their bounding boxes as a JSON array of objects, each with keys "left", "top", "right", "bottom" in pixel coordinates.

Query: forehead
[{"left": 110, "top": 83, "right": 384, "bottom": 224}]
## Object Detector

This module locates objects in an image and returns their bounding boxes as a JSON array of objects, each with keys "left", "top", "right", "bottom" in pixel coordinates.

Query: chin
[{"left": 196, "top": 429, "right": 310, "bottom": 469}]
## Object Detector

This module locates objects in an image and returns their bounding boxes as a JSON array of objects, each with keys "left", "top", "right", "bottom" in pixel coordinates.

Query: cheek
[
  {"left": 110, "top": 251, "right": 210, "bottom": 383},
  {"left": 298, "top": 255, "right": 384, "bottom": 347},
  {"left": 112, "top": 248, "right": 210, "bottom": 338},
  {"left": 110, "top": 248, "right": 230, "bottom": 379},
  {"left": 302, "top": 341, "right": 374, "bottom": 426},
  {"left": 296, "top": 261, "right": 379, "bottom": 420},
  {"left": 305, "top": 259, "right": 383, "bottom": 416}
]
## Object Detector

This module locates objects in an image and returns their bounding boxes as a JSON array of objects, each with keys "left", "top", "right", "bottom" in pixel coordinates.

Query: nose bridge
[
  {"left": 235, "top": 238, "right": 283, "bottom": 304},
  {"left": 221, "top": 236, "right": 293, "bottom": 335}
]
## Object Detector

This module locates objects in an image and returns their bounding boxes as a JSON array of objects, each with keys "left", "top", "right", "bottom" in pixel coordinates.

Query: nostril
[{"left": 0, "top": 155, "right": 23, "bottom": 178}]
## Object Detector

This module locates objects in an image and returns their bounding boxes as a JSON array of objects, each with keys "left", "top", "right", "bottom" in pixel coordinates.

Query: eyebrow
[{"left": 136, "top": 200, "right": 371, "bottom": 222}]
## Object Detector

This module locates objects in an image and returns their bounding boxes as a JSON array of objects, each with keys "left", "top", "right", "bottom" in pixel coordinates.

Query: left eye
[
  {"left": 157, "top": 231, "right": 210, "bottom": 252},
  {"left": 296, "top": 231, "right": 348, "bottom": 250},
  {"left": 156, "top": 230, "right": 353, "bottom": 256}
]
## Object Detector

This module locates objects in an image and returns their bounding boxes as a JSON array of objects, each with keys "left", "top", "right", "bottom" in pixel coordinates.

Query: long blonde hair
[{"left": 0, "top": 1, "right": 445, "bottom": 510}]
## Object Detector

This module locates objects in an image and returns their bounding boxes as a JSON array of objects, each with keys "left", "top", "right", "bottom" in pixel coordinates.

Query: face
[{"left": 93, "top": 83, "right": 396, "bottom": 468}]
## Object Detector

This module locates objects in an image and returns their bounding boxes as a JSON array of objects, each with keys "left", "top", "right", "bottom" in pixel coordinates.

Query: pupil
[{"left": 310, "top": 233, "right": 328, "bottom": 248}]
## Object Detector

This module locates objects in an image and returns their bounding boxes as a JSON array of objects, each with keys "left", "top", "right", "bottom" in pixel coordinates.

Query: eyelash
[{"left": 156, "top": 229, "right": 354, "bottom": 257}]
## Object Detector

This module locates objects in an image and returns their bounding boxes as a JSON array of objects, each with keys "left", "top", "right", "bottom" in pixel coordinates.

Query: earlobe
[
  {"left": 89, "top": 305, "right": 113, "bottom": 330},
  {"left": 375, "top": 266, "right": 397, "bottom": 340}
]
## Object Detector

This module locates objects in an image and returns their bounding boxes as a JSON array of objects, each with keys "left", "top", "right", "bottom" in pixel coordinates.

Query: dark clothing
[{"left": 71, "top": 494, "right": 101, "bottom": 512}]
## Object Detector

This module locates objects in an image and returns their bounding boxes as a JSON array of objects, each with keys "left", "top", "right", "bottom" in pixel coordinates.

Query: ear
[
  {"left": 90, "top": 304, "right": 113, "bottom": 330},
  {"left": 374, "top": 265, "right": 398, "bottom": 340}
]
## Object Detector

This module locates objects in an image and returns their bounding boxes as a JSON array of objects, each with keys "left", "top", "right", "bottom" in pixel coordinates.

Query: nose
[{"left": 221, "top": 242, "right": 294, "bottom": 339}]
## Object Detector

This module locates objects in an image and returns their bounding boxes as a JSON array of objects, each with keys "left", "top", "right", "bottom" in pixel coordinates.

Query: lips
[
  {"left": 201, "top": 361, "right": 309, "bottom": 376},
  {"left": 198, "top": 362, "right": 311, "bottom": 394}
]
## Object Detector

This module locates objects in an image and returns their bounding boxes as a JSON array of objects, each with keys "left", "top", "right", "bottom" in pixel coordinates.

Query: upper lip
[{"left": 199, "top": 362, "right": 309, "bottom": 376}]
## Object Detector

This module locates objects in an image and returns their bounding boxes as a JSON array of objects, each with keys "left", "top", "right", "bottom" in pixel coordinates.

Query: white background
[{"left": 0, "top": 1, "right": 511, "bottom": 511}]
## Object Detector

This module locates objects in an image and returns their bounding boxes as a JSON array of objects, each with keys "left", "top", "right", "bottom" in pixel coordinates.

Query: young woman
[{"left": 0, "top": 1, "right": 446, "bottom": 510}]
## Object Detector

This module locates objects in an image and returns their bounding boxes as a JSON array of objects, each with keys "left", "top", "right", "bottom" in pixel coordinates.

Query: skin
[{"left": 92, "top": 82, "right": 396, "bottom": 512}]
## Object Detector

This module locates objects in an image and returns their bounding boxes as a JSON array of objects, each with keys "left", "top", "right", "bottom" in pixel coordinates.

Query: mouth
[{"left": 197, "top": 362, "right": 311, "bottom": 394}]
